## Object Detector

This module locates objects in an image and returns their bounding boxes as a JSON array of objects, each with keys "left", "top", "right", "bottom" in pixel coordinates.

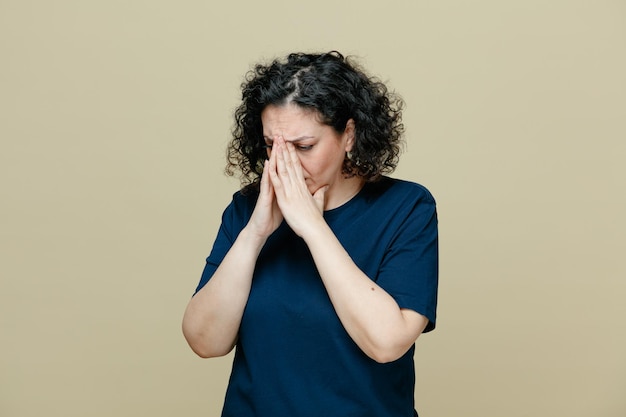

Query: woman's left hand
[{"left": 267, "top": 136, "right": 328, "bottom": 237}]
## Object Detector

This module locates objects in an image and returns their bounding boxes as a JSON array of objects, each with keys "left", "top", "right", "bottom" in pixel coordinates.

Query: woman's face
[{"left": 261, "top": 104, "right": 355, "bottom": 195}]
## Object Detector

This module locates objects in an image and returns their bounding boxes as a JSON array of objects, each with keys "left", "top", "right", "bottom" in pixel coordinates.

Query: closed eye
[{"left": 296, "top": 145, "right": 313, "bottom": 151}]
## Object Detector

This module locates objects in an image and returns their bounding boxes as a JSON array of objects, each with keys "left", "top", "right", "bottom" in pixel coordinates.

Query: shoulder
[
  {"left": 220, "top": 188, "right": 259, "bottom": 226},
  {"left": 232, "top": 187, "right": 259, "bottom": 207},
  {"left": 351, "top": 177, "right": 437, "bottom": 231},
  {"left": 365, "top": 176, "right": 436, "bottom": 206}
]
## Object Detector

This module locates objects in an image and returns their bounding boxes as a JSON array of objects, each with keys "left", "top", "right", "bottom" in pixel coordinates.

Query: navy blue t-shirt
[{"left": 195, "top": 177, "right": 438, "bottom": 417}]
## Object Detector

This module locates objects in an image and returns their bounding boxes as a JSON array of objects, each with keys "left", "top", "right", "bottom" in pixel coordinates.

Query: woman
[{"left": 182, "top": 51, "right": 438, "bottom": 417}]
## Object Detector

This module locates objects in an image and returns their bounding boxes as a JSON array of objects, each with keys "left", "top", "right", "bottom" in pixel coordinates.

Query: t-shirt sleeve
[{"left": 376, "top": 192, "right": 438, "bottom": 332}]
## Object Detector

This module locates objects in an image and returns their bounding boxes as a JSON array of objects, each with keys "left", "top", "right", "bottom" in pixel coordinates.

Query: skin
[
  {"left": 261, "top": 103, "right": 362, "bottom": 212},
  {"left": 182, "top": 103, "right": 428, "bottom": 363}
]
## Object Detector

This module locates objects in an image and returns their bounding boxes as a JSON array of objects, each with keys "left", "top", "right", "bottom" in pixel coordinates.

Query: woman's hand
[
  {"left": 266, "top": 137, "right": 426, "bottom": 363},
  {"left": 268, "top": 137, "right": 327, "bottom": 237},
  {"left": 183, "top": 158, "right": 282, "bottom": 358},
  {"left": 245, "top": 159, "right": 283, "bottom": 240}
]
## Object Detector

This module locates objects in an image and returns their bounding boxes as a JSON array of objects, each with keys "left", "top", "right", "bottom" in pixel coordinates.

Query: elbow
[
  {"left": 367, "top": 346, "right": 409, "bottom": 364},
  {"left": 366, "top": 311, "right": 428, "bottom": 363},
  {"left": 363, "top": 334, "right": 421, "bottom": 364},
  {"left": 371, "top": 353, "right": 400, "bottom": 364},
  {"left": 190, "top": 344, "right": 231, "bottom": 359},
  {"left": 184, "top": 334, "right": 234, "bottom": 359},
  {"left": 182, "top": 323, "right": 234, "bottom": 359}
]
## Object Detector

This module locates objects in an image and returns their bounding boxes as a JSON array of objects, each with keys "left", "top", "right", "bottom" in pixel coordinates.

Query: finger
[
  {"left": 312, "top": 185, "right": 329, "bottom": 212},
  {"left": 263, "top": 159, "right": 282, "bottom": 216},
  {"left": 284, "top": 140, "right": 305, "bottom": 181},
  {"left": 260, "top": 160, "right": 274, "bottom": 201},
  {"left": 274, "top": 138, "right": 293, "bottom": 189},
  {"left": 268, "top": 139, "right": 283, "bottom": 193},
  {"left": 255, "top": 160, "right": 271, "bottom": 211},
  {"left": 276, "top": 137, "right": 306, "bottom": 193},
  {"left": 260, "top": 160, "right": 269, "bottom": 193}
]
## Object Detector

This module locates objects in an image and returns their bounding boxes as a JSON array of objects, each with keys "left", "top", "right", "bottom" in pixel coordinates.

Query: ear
[{"left": 344, "top": 119, "right": 356, "bottom": 152}]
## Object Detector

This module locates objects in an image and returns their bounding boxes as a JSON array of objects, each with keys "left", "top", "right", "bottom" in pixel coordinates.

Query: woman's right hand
[
  {"left": 246, "top": 160, "right": 283, "bottom": 240},
  {"left": 183, "top": 161, "right": 281, "bottom": 358}
]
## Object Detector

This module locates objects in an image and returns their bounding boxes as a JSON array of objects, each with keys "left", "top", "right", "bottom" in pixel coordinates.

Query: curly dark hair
[{"left": 226, "top": 51, "right": 405, "bottom": 189}]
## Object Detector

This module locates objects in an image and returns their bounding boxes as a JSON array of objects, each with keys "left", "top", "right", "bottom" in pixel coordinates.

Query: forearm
[
  {"left": 303, "top": 222, "right": 427, "bottom": 363},
  {"left": 182, "top": 227, "right": 265, "bottom": 358}
]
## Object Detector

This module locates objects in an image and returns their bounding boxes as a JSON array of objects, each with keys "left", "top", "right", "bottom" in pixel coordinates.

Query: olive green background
[{"left": 1, "top": 1, "right": 624, "bottom": 416}]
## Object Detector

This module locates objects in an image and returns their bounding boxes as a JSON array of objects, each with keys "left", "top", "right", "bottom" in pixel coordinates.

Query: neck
[{"left": 324, "top": 176, "right": 365, "bottom": 211}]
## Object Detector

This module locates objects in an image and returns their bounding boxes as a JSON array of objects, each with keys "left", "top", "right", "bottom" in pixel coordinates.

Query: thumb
[{"left": 312, "top": 185, "right": 329, "bottom": 211}]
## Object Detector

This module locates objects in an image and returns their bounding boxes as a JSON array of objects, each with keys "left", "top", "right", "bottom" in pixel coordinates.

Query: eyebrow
[{"left": 263, "top": 136, "right": 315, "bottom": 143}]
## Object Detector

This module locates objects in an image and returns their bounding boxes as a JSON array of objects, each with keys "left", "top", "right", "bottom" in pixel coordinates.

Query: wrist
[
  {"left": 299, "top": 216, "right": 332, "bottom": 246},
  {"left": 238, "top": 226, "right": 270, "bottom": 252}
]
